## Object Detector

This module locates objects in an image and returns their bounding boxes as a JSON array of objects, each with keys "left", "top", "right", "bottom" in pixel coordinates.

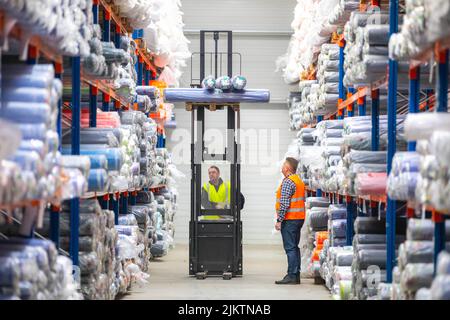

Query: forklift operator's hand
[{"left": 275, "top": 222, "right": 281, "bottom": 231}]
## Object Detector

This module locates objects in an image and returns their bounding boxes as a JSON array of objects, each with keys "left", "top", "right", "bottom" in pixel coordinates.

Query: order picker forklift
[{"left": 188, "top": 31, "right": 243, "bottom": 280}]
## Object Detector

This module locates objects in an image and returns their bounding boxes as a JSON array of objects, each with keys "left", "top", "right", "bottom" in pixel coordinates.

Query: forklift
[{"left": 187, "top": 31, "right": 243, "bottom": 280}]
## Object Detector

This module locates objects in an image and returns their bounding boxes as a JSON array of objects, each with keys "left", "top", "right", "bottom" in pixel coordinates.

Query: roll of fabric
[
  {"left": 163, "top": 88, "right": 270, "bottom": 103},
  {"left": 355, "top": 172, "right": 387, "bottom": 196},
  {"left": 331, "top": 219, "right": 347, "bottom": 238},
  {"left": 398, "top": 241, "right": 434, "bottom": 269},
  {"left": 309, "top": 209, "right": 329, "bottom": 231},
  {"left": 0, "top": 102, "right": 51, "bottom": 124},
  {"left": 305, "top": 197, "right": 330, "bottom": 208},
  {"left": 62, "top": 147, "right": 123, "bottom": 171},
  {"left": 353, "top": 234, "right": 406, "bottom": 245},
  {"left": 357, "top": 249, "right": 394, "bottom": 269},
  {"left": 430, "top": 275, "right": 450, "bottom": 300},
  {"left": 354, "top": 217, "right": 386, "bottom": 234},
  {"left": 87, "top": 169, "right": 109, "bottom": 192},
  {"left": 400, "top": 263, "right": 434, "bottom": 293}
]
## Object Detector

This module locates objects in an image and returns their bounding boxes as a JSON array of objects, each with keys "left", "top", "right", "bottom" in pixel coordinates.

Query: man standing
[{"left": 274, "top": 157, "right": 305, "bottom": 285}]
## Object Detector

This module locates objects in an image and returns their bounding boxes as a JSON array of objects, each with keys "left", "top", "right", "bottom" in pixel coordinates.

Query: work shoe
[{"left": 275, "top": 274, "right": 300, "bottom": 285}]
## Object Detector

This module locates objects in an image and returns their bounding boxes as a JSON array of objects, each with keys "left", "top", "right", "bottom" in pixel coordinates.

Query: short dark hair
[
  {"left": 285, "top": 157, "right": 299, "bottom": 173},
  {"left": 208, "top": 165, "right": 220, "bottom": 173}
]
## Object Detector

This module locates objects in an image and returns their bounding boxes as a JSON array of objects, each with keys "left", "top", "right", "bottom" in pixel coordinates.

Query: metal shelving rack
[
  {"left": 302, "top": 0, "right": 450, "bottom": 284},
  {"left": 0, "top": 1, "right": 169, "bottom": 268}
]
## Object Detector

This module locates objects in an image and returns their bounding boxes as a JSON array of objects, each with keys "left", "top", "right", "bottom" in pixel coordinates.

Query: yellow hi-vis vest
[
  {"left": 275, "top": 174, "right": 306, "bottom": 220},
  {"left": 203, "top": 181, "right": 231, "bottom": 204}
]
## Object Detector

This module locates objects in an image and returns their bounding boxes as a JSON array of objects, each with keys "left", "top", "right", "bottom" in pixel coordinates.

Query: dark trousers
[{"left": 281, "top": 219, "right": 304, "bottom": 277}]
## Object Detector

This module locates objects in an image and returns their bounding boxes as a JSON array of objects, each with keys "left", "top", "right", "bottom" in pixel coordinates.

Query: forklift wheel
[
  {"left": 196, "top": 272, "right": 206, "bottom": 280},
  {"left": 222, "top": 272, "right": 232, "bottom": 280}
]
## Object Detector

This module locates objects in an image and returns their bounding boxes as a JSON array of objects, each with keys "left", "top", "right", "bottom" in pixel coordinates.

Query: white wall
[{"left": 168, "top": 0, "right": 297, "bottom": 245}]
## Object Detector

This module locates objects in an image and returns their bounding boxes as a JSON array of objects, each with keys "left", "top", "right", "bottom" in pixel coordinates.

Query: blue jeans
[{"left": 281, "top": 219, "right": 304, "bottom": 277}]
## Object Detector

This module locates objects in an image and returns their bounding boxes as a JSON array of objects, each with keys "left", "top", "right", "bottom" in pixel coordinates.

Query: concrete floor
[{"left": 122, "top": 244, "right": 331, "bottom": 300}]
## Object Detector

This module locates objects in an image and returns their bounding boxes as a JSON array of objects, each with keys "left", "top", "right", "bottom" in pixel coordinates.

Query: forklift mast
[{"left": 188, "top": 31, "right": 243, "bottom": 279}]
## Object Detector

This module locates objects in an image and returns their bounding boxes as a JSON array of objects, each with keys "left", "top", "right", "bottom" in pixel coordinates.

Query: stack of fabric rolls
[
  {"left": 300, "top": 197, "right": 330, "bottom": 278},
  {"left": 387, "top": 152, "right": 421, "bottom": 201},
  {"left": 404, "top": 113, "right": 450, "bottom": 213},
  {"left": 0, "top": 64, "right": 63, "bottom": 222},
  {"left": 315, "top": 44, "right": 340, "bottom": 116},
  {"left": 390, "top": 219, "right": 450, "bottom": 299},
  {"left": 0, "top": 237, "right": 82, "bottom": 300},
  {"left": 350, "top": 216, "right": 407, "bottom": 300}
]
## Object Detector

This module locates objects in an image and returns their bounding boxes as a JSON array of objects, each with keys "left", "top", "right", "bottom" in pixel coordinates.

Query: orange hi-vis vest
[{"left": 275, "top": 174, "right": 306, "bottom": 220}]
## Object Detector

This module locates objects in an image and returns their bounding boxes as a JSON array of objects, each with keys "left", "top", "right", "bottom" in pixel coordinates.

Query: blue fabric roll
[
  {"left": 136, "top": 86, "right": 157, "bottom": 98},
  {"left": 1, "top": 102, "right": 51, "bottom": 124},
  {"left": 2, "top": 75, "right": 54, "bottom": 88},
  {"left": 332, "top": 219, "right": 347, "bottom": 238},
  {"left": 87, "top": 169, "right": 108, "bottom": 192},
  {"left": 62, "top": 147, "right": 123, "bottom": 171},
  {"left": 164, "top": 88, "right": 270, "bottom": 103},
  {"left": 17, "top": 123, "right": 47, "bottom": 140},
  {"left": 2, "top": 87, "right": 51, "bottom": 103},
  {"left": 88, "top": 155, "right": 108, "bottom": 170}
]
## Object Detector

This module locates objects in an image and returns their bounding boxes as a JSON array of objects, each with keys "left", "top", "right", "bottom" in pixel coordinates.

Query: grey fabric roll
[
  {"left": 336, "top": 252, "right": 353, "bottom": 266},
  {"left": 305, "top": 197, "right": 330, "bottom": 208},
  {"left": 430, "top": 275, "right": 450, "bottom": 299},
  {"left": 354, "top": 217, "right": 386, "bottom": 234},
  {"left": 364, "top": 25, "right": 390, "bottom": 45},
  {"left": 356, "top": 249, "right": 397, "bottom": 269},
  {"left": 309, "top": 209, "right": 329, "bottom": 231},
  {"left": 407, "top": 219, "right": 450, "bottom": 241},
  {"left": 400, "top": 263, "right": 434, "bottom": 293},
  {"left": 398, "top": 241, "right": 434, "bottom": 268},
  {"left": 136, "top": 191, "right": 155, "bottom": 204},
  {"left": 353, "top": 234, "right": 406, "bottom": 245}
]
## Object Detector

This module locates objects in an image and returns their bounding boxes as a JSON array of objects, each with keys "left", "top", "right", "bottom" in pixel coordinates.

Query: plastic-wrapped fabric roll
[
  {"left": 387, "top": 171, "right": 419, "bottom": 201},
  {"left": 332, "top": 237, "right": 347, "bottom": 247},
  {"left": 355, "top": 244, "right": 389, "bottom": 251},
  {"left": 163, "top": 88, "right": 270, "bottom": 103},
  {"left": 88, "top": 155, "right": 108, "bottom": 170},
  {"left": 305, "top": 197, "right": 330, "bottom": 209},
  {"left": 309, "top": 209, "right": 329, "bottom": 231},
  {"left": 415, "top": 288, "right": 431, "bottom": 300},
  {"left": 2, "top": 87, "right": 52, "bottom": 103},
  {"left": 331, "top": 219, "right": 347, "bottom": 238},
  {"left": 354, "top": 172, "right": 387, "bottom": 196},
  {"left": 336, "top": 251, "right": 353, "bottom": 267},
  {"left": 1, "top": 102, "right": 51, "bottom": 124},
  {"left": 59, "top": 236, "right": 97, "bottom": 252},
  {"left": 0, "top": 257, "right": 21, "bottom": 289},
  {"left": 17, "top": 123, "right": 47, "bottom": 140},
  {"left": 128, "top": 205, "right": 150, "bottom": 225},
  {"left": 429, "top": 130, "right": 450, "bottom": 166},
  {"left": 328, "top": 204, "right": 347, "bottom": 220},
  {"left": 118, "top": 214, "right": 138, "bottom": 226},
  {"left": 62, "top": 130, "right": 119, "bottom": 147},
  {"left": 62, "top": 147, "right": 123, "bottom": 171},
  {"left": 353, "top": 234, "right": 406, "bottom": 245},
  {"left": 436, "top": 251, "right": 450, "bottom": 275},
  {"left": 400, "top": 263, "right": 434, "bottom": 293},
  {"left": 391, "top": 152, "right": 420, "bottom": 175},
  {"left": 215, "top": 76, "right": 232, "bottom": 90},
  {"left": 201, "top": 76, "right": 216, "bottom": 90},
  {"left": 404, "top": 113, "right": 450, "bottom": 141},
  {"left": 60, "top": 155, "right": 91, "bottom": 176},
  {"left": 357, "top": 249, "right": 393, "bottom": 269},
  {"left": 407, "top": 219, "right": 435, "bottom": 241},
  {"left": 39, "top": 213, "right": 99, "bottom": 237},
  {"left": 79, "top": 252, "right": 101, "bottom": 275},
  {"left": 354, "top": 217, "right": 406, "bottom": 235},
  {"left": 398, "top": 241, "right": 434, "bottom": 268},
  {"left": 430, "top": 275, "right": 450, "bottom": 300},
  {"left": 338, "top": 280, "right": 352, "bottom": 300},
  {"left": 344, "top": 150, "right": 387, "bottom": 165},
  {"left": 135, "top": 86, "right": 158, "bottom": 98},
  {"left": 349, "top": 163, "right": 387, "bottom": 174},
  {"left": 87, "top": 169, "right": 109, "bottom": 192},
  {"left": 231, "top": 75, "right": 247, "bottom": 91}
]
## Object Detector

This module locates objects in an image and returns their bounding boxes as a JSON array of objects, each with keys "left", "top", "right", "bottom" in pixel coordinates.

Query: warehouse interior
[{"left": 0, "top": 0, "right": 449, "bottom": 301}]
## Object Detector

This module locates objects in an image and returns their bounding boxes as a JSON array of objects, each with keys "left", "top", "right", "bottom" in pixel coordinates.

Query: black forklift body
[{"left": 188, "top": 31, "right": 243, "bottom": 279}]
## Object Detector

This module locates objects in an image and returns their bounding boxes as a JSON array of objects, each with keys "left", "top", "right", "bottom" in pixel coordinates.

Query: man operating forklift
[{"left": 201, "top": 165, "right": 245, "bottom": 210}]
